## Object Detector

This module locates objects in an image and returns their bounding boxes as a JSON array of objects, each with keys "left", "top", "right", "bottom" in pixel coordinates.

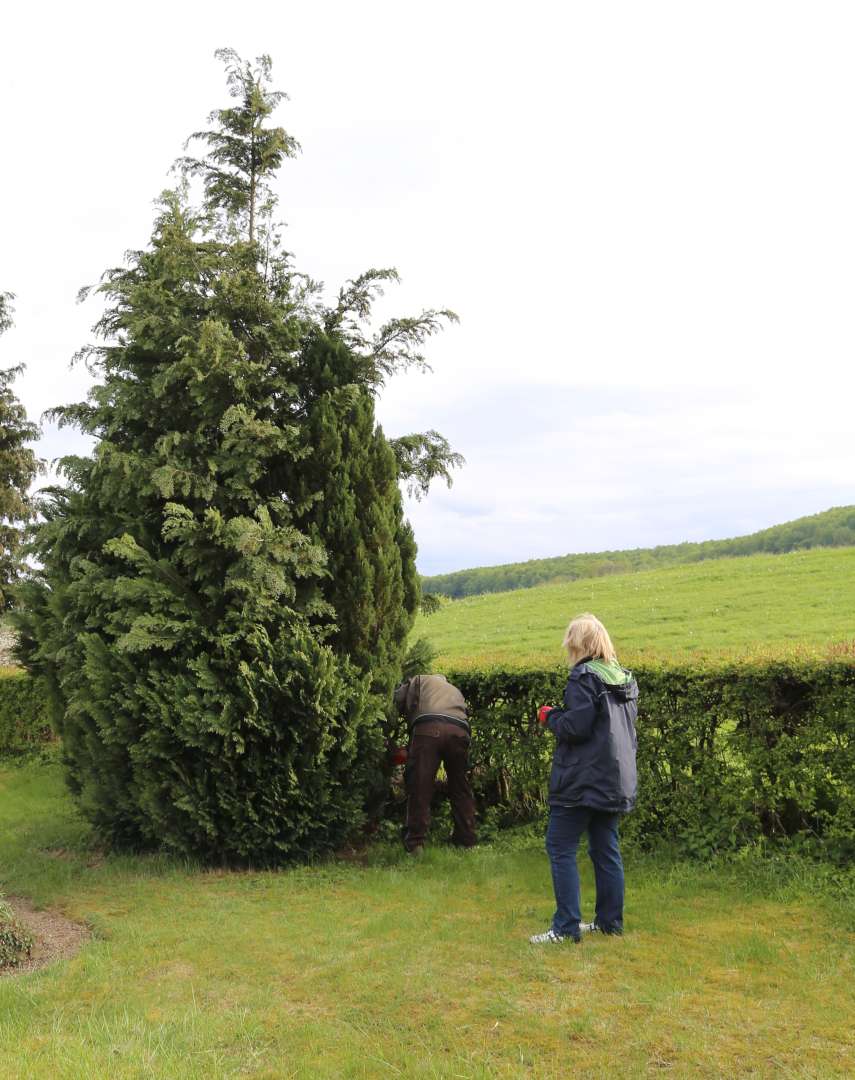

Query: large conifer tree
[{"left": 16, "top": 51, "right": 460, "bottom": 861}]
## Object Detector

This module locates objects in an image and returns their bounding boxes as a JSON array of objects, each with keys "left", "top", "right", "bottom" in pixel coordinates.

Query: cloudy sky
[{"left": 3, "top": 1, "right": 854, "bottom": 575}]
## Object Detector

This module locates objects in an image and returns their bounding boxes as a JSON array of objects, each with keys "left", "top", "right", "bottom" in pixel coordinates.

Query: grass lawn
[
  {"left": 1, "top": 758, "right": 853, "bottom": 1079},
  {"left": 416, "top": 546, "right": 855, "bottom": 670}
]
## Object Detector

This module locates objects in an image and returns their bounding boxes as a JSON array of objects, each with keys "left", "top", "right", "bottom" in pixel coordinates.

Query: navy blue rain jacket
[{"left": 545, "top": 660, "right": 639, "bottom": 813}]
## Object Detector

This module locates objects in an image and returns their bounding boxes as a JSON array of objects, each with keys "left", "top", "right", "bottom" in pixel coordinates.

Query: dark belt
[{"left": 410, "top": 713, "right": 471, "bottom": 736}]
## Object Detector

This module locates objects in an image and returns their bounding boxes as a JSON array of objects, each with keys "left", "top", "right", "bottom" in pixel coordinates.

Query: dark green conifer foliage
[
  {"left": 291, "top": 263, "right": 461, "bottom": 717},
  {"left": 16, "top": 188, "right": 382, "bottom": 860},
  {"left": 0, "top": 293, "right": 42, "bottom": 609},
  {"left": 15, "top": 51, "right": 461, "bottom": 861},
  {"left": 293, "top": 330, "right": 418, "bottom": 696}
]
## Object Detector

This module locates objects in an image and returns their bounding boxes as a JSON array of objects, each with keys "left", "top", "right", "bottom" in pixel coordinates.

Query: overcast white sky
[{"left": 3, "top": 1, "right": 854, "bottom": 575}]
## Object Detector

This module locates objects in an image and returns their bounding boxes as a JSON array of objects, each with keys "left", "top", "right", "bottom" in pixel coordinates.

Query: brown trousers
[{"left": 404, "top": 720, "right": 477, "bottom": 851}]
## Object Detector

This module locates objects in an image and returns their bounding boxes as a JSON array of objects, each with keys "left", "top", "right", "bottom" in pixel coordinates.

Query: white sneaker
[
  {"left": 579, "top": 921, "right": 598, "bottom": 934},
  {"left": 529, "top": 928, "right": 577, "bottom": 944}
]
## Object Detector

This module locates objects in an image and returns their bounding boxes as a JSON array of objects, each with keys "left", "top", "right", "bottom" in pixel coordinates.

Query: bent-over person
[{"left": 393, "top": 674, "right": 477, "bottom": 853}]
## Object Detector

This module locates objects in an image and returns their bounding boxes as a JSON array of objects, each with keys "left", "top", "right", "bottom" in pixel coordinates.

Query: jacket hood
[{"left": 577, "top": 658, "right": 638, "bottom": 701}]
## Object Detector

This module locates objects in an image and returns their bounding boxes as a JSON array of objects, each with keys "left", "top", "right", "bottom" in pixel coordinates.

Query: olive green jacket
[{"left": 393, "top": 674, "right": 469, "bottom": 731}]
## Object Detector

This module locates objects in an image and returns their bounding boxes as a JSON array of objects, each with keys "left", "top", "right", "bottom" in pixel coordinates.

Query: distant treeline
[{"left": 421, "top": 505, "right": 855, "bottom": 598}]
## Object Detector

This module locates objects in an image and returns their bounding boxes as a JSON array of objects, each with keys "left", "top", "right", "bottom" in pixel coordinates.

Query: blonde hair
[{"left": 562, "top": 613, "right": 617, "bottom": 665}]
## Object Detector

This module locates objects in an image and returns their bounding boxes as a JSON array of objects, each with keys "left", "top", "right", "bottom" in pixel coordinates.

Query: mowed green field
[{"left": 416, "top": 546, "right": 855, "bottom": 669}]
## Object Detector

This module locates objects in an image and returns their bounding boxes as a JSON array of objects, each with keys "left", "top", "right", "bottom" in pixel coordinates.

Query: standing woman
[{"left": 530, "top": 613, "right": 638, "bottom": 944}]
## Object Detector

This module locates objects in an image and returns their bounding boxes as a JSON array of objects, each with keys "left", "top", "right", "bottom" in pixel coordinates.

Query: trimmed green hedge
[
  {"left": 7, "top": 660, "right": 854, "bottom": 862},
  {"left": 443, "top": 661, "right": 855, "bottom": 861},
  {"left": 0, "top": 672, "right": 52, "bottom": 756}
]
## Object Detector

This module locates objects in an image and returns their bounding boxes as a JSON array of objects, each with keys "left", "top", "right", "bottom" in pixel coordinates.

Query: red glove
[
  {"left": 537, "top": 705, "right": 554, "bottom": 726},
  {"left": 390, "top": 746, "right": 409, "bottom": 766}
]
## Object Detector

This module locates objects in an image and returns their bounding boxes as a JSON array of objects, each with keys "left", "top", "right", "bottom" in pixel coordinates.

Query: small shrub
[
  {"left": 0, "top": 899, "right": 32, "bottom": 969},
  {"left": 420, "top": 594, "right": 448, "bottom": 616},
  {"left": 0, "top": 671, "right": 51, "bottom": 757}
]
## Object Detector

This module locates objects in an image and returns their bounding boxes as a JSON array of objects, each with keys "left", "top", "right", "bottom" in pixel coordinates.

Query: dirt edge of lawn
[{"left": 1, "top": 895, "right": 91, "bottom": 977}]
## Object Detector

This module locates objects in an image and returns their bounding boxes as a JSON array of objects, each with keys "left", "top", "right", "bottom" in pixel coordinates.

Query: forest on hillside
[{"left": 421, "top": 505, "right": 855, "bottom": 598}]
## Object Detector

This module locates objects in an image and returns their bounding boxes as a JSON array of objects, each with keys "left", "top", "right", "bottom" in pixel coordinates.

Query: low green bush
[
  {"left": 0, "top": 672, "right": 52, "bottom": 757},
  {"left": 442, "top": 660, "right": 855, "bottom": 862},
  {"left": 0, "top": 899, "right": 32, "bottom": 969}
]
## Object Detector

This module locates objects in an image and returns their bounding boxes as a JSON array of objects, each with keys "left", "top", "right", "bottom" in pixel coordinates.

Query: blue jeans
[{"left": 545, "top": 805, "right": 625, "bottom": 939}]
